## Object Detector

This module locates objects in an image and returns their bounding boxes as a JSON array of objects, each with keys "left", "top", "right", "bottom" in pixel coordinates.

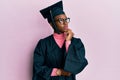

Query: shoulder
[
  {"left": 71, "top": 37, "right": 84, "bottom": 47},
  {"left": 72, "top": 37, "right": 82, "bottom": 43},
  {"left": 36, "top": 34, "right": 54, "bottom": 47},
  {"left": 38, "top": 34, "right": 53, "bottom": 43},
  {"left": 34, "top": 35, "right": 53, "bottom": 53}
]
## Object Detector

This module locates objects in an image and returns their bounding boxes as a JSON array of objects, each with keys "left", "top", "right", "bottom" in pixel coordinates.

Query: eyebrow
[{"left": 55, "top": 17, "right": 67, "bottom": 20}]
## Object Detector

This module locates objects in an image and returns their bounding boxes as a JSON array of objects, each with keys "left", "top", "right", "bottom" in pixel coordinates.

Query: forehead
[{"left": 54, "top": 14, "right": 67, "bottom": 19}]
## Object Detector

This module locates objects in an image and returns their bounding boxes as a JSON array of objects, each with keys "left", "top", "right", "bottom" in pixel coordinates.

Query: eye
[
  {"left": 58, "top": 19, "right": 64, "bottom": 23},
  {"left": 66, "top": 18, "right": 70, "bottom": 23}
]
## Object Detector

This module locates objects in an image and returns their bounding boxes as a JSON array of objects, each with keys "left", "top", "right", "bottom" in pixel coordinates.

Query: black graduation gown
[{"left": 32, "top": 35, "right": 88, "bottom": 80}]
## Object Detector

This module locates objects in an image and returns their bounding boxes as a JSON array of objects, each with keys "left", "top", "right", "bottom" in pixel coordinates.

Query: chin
[{"left": 61, "top": 30, "right": 65, "bottom": 33}]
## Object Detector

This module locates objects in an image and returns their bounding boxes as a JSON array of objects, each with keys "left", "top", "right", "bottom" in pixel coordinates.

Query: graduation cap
[{"left": 40, "top": 1, "right": 65, "bottom": 34}]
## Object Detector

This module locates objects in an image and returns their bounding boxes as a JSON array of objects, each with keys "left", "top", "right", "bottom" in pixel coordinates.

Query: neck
[
  {"left": 54, "top": 31, "right": 62, "bottom": 34},
  {"left": 53, "top": 33, "right": 65, "bottom": 38},
  {"left": 53, "top": 32, "right": 65, "bottom": 48}
]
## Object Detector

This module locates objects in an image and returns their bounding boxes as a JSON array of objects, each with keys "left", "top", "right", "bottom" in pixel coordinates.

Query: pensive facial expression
[{"left": 54, "top": 14, "right": 70, "bottom": 33}]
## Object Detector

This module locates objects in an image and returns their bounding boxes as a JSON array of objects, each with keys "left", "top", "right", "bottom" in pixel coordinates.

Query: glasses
[{"left": 54, "top": 18, "right": 70, "bottom": 24}]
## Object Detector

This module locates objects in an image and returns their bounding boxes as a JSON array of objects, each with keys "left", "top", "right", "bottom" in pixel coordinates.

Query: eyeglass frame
[{"left": 54, "top": 17, "right": 70, "bottom": 24}]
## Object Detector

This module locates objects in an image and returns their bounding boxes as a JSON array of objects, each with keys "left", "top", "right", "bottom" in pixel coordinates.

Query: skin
[{"left": 50, "top": 14, "right": 74, "bottom": 41}]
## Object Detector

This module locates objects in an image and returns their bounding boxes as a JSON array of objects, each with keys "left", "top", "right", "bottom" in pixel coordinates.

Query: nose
[{"left": 63, "top": 22, "right": 68, "bottom": 29}]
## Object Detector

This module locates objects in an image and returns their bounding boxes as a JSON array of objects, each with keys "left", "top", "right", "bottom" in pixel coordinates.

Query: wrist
[
  {"left": 56, "top": 69, "right": 61, "bottom": 76},
  {"left": 66, "top": 39, "right": 71, "bottom": 41}
]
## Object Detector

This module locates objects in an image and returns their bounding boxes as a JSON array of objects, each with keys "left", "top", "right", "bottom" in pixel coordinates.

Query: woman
[{"left": 32, "top": 1, "right": 88, "bottom": 80}]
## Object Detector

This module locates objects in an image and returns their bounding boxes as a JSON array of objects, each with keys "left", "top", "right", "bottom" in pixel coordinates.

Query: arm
[
  {"left": 32, "top": 40, "right": 52, "bottom": 80},
  {"left": 64, "top": 38, "right": 88, "bottom": 74},
  {"left": 64, "top": 29, "right": 88, "bottom": 74}
]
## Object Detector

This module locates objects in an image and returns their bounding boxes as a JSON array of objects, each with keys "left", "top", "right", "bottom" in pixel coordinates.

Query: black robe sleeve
[
  {"left": 64, "top": 38, "right": 88, "bottom": 74},
  {"left": 32, "top": 40, "right": 52, "bottom": 80}
]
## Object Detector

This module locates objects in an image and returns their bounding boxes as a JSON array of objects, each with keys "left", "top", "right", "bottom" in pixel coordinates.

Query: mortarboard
[{"left": 40, "top": 1, "right": 65, "bottom": 34}]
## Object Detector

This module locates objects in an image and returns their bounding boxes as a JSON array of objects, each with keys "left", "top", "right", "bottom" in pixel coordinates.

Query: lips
[{"left": 64, "top": 26, "right": 68, "bottom": 30}]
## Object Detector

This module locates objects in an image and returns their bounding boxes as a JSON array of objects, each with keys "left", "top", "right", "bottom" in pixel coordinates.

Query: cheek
[
  {"left": 57, "top": 25, "right": 64, "bottom": 32},
  {"left": 55, "top": 23, "right": 65, "bottom": 31},
  {"left": 59, "top": 24, "right": 64, "bottom": 29},
  {"left": 56, "top": 23, "right": 63, "bottom": 28}
]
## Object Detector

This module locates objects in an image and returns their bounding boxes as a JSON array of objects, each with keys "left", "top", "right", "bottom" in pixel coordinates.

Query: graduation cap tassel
[{"left": 50, "top": 10, "right": 61, "bottom": 34}]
